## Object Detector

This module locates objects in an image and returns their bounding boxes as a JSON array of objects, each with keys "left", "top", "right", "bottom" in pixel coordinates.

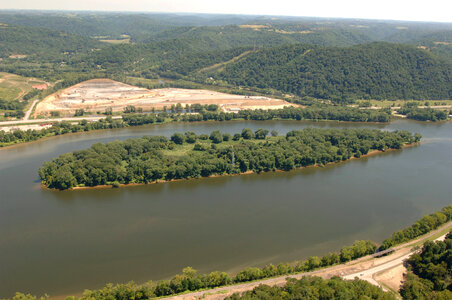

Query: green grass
[{"left": 0, "top": 72, "right": 48, "bottom": 101}]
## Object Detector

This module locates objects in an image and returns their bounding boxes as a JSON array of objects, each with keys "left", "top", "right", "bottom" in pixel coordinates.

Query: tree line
[
  {"left": 397, "top": 107, "right": 450, "bottom": 121},
  {"left": 38, "top": 128, "right": 420, "bottom": 190},
  {"left": 1, "top": 105, "right": 393, "bottom": 147},
  {"left": 66, "top": 240, "right": 377, "bottom": 299},
  {"left": 379, "top": 205, "right": 452, "bottom": 250}
]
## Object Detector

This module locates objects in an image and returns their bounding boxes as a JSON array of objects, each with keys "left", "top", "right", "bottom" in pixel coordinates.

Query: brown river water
[{"left": 1, "top": 120, "right": 451, "bottom": 297}]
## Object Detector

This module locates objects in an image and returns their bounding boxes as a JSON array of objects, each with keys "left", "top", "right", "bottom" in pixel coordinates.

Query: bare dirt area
[
  {"left": 374, "top": 264, "right": 406, "bottom": 293},
  {"left": 33, "top": 79, "right": 295, "bottom": 117},
  {"left": 0, "top": 123, "right": 52, "bottom": 133}
]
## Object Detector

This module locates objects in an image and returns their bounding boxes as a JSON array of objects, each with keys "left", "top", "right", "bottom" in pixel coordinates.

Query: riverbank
[
  {"left": 50, "top": 211, "right": 452, "bottom": 300},
  {"left": 1, "top": 105, "right": 394, "bottom": 148}
]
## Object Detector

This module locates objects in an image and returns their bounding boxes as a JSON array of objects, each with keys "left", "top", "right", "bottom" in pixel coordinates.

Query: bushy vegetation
[
  {"left": 397, "top": 107, "right": 449, "bottom": 121},
  {"left": 38, "top": 128, "right": 419, "bottom": 190},
  {"left": 0, "top": 105, "right": 393, "bottom": 147},
  {"left": 379, "top": 206, "right": 452, "bottom": 250},
  {"left": 400, "top": 232, "right": 452, "bottom": 299},
  {"left": 0, "top": 117, "right": 126, "bottom": 147},
  {"left": 227, "top": 277, "right": 395, "bottom": 300}
]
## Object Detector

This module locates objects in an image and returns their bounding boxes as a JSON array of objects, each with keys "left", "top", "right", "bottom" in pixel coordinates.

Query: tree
[
  {"left": 74, "top": 109, "right": 85, "bottom": 117},
  {"left": 124, "top": 105, "right": 136, "bottom": 113},
  {"left": 171, "top": 133, "right": 185, "bottom": 145},
  {"left": 104, "top": 107, "right": 113, "bottom": 115},
  {"left": 209, "top": 130, "right": 223, "bottom": 144},
  {"left": 241, "top": 128, "right": 254, "bottom": 139},
  {"left": 254, "top": 128, "right": 269, "bottom": 139}
]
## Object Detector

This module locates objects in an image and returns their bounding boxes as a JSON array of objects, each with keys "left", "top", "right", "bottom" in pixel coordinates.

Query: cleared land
[
  {"left": 33, "top": 79, "right": 295, "bottom": 117},
  {"left": 0, "top": 72, "right": 47, "bottom": 101}
]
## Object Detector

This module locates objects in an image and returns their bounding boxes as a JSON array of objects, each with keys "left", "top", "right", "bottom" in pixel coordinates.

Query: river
[{"left": 1, "top": 120, "right": 451, "bottom": 298}]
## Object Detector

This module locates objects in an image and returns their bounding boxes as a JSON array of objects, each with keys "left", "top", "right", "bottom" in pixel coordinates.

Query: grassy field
[{"left": 0, "top": 72, "right": 47, "bottom": 101}]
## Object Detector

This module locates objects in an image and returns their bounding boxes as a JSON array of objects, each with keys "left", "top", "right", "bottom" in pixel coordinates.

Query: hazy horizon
[{"left": 0, "top": 0, "right": 451, "bottom": 23}]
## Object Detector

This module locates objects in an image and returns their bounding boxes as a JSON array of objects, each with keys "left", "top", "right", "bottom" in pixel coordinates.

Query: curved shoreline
[
  {"left": 42, "top": 142, "right": 420, "bottom": 191},
  {"left": 1, "top": 117, "right": 393, "bottom": 150}
]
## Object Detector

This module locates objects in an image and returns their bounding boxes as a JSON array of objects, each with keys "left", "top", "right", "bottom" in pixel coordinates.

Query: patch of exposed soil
[{"left": 33, "top": 79, "right": 296, "bottom": 117}]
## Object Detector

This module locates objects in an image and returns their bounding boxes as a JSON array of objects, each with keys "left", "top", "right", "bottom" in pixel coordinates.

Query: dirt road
[
  {"left": 345, "top": 233, "right": 448, "bottom": 291},
  {"left": 163, "top": 221, "right": 452, "bottom": 300},
  {"left": 23, "top": 99, "right": 39, "bottom": 120}
]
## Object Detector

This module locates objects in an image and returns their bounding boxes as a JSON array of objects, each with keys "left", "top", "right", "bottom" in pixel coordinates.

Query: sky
[{"left": 0, "top": 0, "right": 451, "bottom": 23}]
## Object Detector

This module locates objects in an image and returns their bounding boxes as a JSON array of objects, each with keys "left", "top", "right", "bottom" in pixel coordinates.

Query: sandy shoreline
[{"left": 42, "top": 143, "right": 419, "bottom": 191}]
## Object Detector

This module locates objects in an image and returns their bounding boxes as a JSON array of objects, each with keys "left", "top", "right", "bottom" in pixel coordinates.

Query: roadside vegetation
[
  {"left": 38, "top": 128, "right": 419, "bottom": 190},
  {"left": 379, "top": 205, "right": 452, "bottom": 250}
]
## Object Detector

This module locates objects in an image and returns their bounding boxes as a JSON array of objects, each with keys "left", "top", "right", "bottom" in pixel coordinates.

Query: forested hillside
[
  {"left": 0, "top": 24, "right": 103, "bottom": 59},
  {"left": 211, "top": 43, "right": 452, "bottom": 102},
  {"left": 0, "top": 11, "right": 451, "bottom": 118}
]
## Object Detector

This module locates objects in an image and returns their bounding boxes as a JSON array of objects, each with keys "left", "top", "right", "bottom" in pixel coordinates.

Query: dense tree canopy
[
  {"left": 227, "top": 277, "right": 395, "bottom": 300},
  {"left": 400, "top": 232, "right": 452, "bottom": 299},
  {"left": 212, "top": 43, "right": 452, "bottom": 102}
]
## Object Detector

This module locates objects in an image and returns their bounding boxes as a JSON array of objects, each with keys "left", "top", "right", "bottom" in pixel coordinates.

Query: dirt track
[{"left": 33, "top": 79, "right": 295, "bottom": 117}]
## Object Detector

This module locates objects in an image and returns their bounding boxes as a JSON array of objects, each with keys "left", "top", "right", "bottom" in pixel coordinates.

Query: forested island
[{"left": 39, "top": 128, "right": 420, "bottom": 190}]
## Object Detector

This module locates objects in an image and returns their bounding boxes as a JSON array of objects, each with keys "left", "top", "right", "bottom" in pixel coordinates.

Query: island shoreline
[{"left": 41, "top": 142, "right": 420, "bottom": 191}]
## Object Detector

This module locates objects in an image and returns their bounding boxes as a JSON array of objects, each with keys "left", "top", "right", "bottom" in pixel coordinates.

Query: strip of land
[{"left": 161, "top": 221, "right": 452, "bottom": 300}]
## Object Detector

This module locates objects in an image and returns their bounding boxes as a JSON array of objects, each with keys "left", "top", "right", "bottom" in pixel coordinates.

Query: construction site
[{"left": 33, "top": 79, "right": 295, "bottom": 117}]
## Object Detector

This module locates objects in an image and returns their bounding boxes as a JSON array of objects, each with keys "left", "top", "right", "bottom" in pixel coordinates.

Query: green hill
[
  {"left": 0, "top": 24, "right": 102, "bottom": 59},
  {"left": 208, "top": 43, "right": 452, "bottom": 102}
]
